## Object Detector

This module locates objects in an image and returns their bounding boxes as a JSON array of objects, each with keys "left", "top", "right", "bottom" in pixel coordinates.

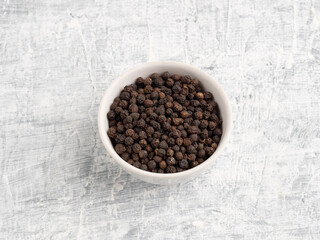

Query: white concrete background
[{"left": 1, "top": 0, "right": 320, "bottom": 239}]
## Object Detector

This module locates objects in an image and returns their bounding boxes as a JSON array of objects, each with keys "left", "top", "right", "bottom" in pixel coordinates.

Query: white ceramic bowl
[{"left": 98, "top": 61, "right": 232, "bottom": 185}]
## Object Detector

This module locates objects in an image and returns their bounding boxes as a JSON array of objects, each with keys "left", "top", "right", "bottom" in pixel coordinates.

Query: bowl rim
[{"left": 98, "top": 61, "right": 232, "bottom": 180}]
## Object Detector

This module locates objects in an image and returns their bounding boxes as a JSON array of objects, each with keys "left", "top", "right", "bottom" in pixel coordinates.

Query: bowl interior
[{"left": 98, "top": 62, "right": 232, "bottom": 183}]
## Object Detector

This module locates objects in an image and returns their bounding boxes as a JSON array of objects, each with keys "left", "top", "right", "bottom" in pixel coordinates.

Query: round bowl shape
[{"left": 98, "top": 61, "right": 232, "bottom": 185}]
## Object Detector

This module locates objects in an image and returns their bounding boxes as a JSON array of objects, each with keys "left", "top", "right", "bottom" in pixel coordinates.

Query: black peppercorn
[
  {"left": 107, "top": 127, "right": 117, "bottom": 138},
  {"left": 162, "top": 71, "right": 170, "bottom": 80},
  {"left": 166, "top": 165, "right": 177, "bottom": 173},
  {"left": 159, "top": 161, "right": 167, "bottom": 169},
  {"left": 115, "top": 144, "right": 126, "bottom": 154},
  {"left": 139, "top": 150, "right": 148, "bottom": 159},
  {"left": 107, "top": 111, "right": 116, "bottom": 120},
  {"left": 115, "top": 134, "right": 125, "bottom": 143},
  {"left": 132, "top": 143, "right": 141, "bottom": 153},
  {"left": 125, "top": 137, "right": 134, "bottom": 146},
  {"left": 159, "top": 140, "right": 168, "bottom": 149},
  {"left": 179, "top": 159, "right": 189, "bottom": 169},
  {"left": 120, "top": 91, "right": 131, "bottom": 101},
  {"left": 166, "top": 157, "right": 176, "bottom": 165},
  {"left": 156, "top": 148, "right": 166, "bottom": 157},
  {"left": 147, "top": 160, "right": 157, "bottom": 170},
  {"left": 175, "top": 152, "right": 183, "bottom": 160}
]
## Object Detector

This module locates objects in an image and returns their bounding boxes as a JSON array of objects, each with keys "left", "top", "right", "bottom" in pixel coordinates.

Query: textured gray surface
[{"left": 1, "top": 0, "right": 320, "bottom": 239}]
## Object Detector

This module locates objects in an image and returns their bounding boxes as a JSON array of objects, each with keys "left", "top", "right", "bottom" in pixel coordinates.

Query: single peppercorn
[
  {"left": 166, "top": 165, "right": 177, "bottom": 173},
  {"left": 145, "top": 145, "right": 152, "bottom": 152},
  {"left": 128, "top": 103, "right": 138, "bottom": 113},
  {"left": 125, "top": 137, "right": 134, "bottom": 146},
  {"left": 133, "top": 162, "right": 141, "bottom": 169},
  {"left": 115, "top": 144, "right": 126, "bottom": 154},
  {"left": 147, "top": 160, "right": 157, "bottom": 170},
  {"left": 154, "top": 77, "right": 164, "bottom": 87},
  {"left": 119, "top": 100, "right": 128, "bottom": 109},
  {"left": 183, "top": 138, "right": 192, "bottom": 146},
  {"left": 173, "top": 102, "right": 183, "bottom": 112},
  {"left": 151, "top": 139, "right": 160, "bottom": 148},
  {"left": 124, "top": 116, "right": 133, "bottom": 124},
  {"left": 131, "top": 112, "right": 140, "bottom": 121},
  {"left": 180, "top": 146, "right": 186, "bottom": 153},
  {"left": 158, "top": 115, "right": 166, "bottom": 123},
  {"left": 167, "top": 148, "right": 174, "bottom": 157},
  {"left": 194, "top": 111, "right": 203, "bottom": 120},
  {"left": 117, "top": 124, "right": 125, "bottom": 133},
  {"left": 172, "top": 129, "right": 181, "bottom": 138},
  {"left": 200, "top": 120, "right": 208, "bottom": 129},
  {"left": 172, "top": 145, "right": 180, "bottom": 152},
  {"left": 144, "top": 99, "right": 153, "bottom": 108},
  {"left": 187, "top": 145, "right": 197, "bottom": 154},
  {"left": 198, "top": 149, "right": 206, "bottom": 158},
  {"left": 180, "top": 110, "right": 189, "bottom": 118},
  {"left": 163, "top": 122, "right": 171, "bottom": 131},
  {"left": 166, "top": 78, "right": 175, "bottom": 87},
  {"left": 166, "top": 157, "right": 176, "bottom": 166},
  {"left": 139, "top": 131, "right": 147, "bottom": 139},
  {"left": 139, "top": 139, "right": 147, "bottom": 147},
  {"left": 109, "top": 120, "right": 116, "bottom": 126},
  {"left": 172, "top": 118, "right": 183, "bottom": 125},
  {"left": 139, "top": 150, "right": 148, "bottom": 159},
  {"left": 159, "top": 140, "right": 168, "bottom": 149},
  {"left": 127, "top": 159, "right": 134, "bottom": 165},
  {"left": 144, "top": 85, "right": 153, "bottom": 93},
  {"left": 205, "top": 147, "right": 215, "bottom": 155},
  {"left": 191, "top": 161, "right": 199, "bottom": 168},
  {"left": 120, "top": 110, "right": 129, "bottom": 119},
  {"left": 141, "top": 164, "right": 148, "bottom": 171},
  {"left": 176, "top": 137, "right": 183, "bottom": 146},
  {"left": 107, "top": 127, "right": 117, "bottom": 138},
  {"left": 144, "top": 77, "right": 153, "bottom": 85},
  {"left": 115, "top": 134, "right": 125, "bottom": 143},
  {"left": 167, "top": 137, "right": 175, "bottom": 146},
  {"left": 175, "top": 152, "right": 183, "bottom": 160},
  {"left": 132, "top": 132, "right": 139, "bottom": 140},
  {"left": 153, "top": 131, "right": 161, "bottom": 139},
  {"left": 107, "top": 111, "right": 116, "bottom": 120},
  {"left": 150, "top": 73, "right": 160, "bottom": 79},
  {"left": 137, "top": 119, "right": 146, "bottom": 128},
  {"left": 150, "top": 91, "right": 159, "bottom": 100},
  {"left": 179, "top": 159, "right": 189, "bottom": 169},
  {"left": 137, "top": 94, "right": 145, "bottom": 104},
  {"left": 165, "top": 101, "right": 173, "bottom": 108},
  {"left": 181, "top": 130, "right": 188, "bottom": 138},
  {"left": 132, "top": 153, "right": 139, "bottom": 162},
  {"left": 162, "top": 72, "right": 170, "bottom": 80},
  {"left": 213, "top": 135, "right": 220, "bottom": 143},
  {"left": 159, "top": 161, "right": 167, "bottom": 169},
  {"left": 213, "top": 128, "right": 222, "bottom": 136},
  {"left": 155, "top": 105, "right": 165, "bottom": 115},
  {"left": 187, "top": 154, "right": 196, "bottom": 161},
  {"left": 136, "top": 77, "right": 144, "bottom": 86},
  {"left": 132, "top": 143, "right": 141, "bottom": 153},
  {"left": 156, "top": 148, "right": 166, "bottom": 157},
  {"left": 120, "top": 91, "right": 131, "bottom": 101},
  {"left": 188, "top": 126, "right": 200, "bottom": 134},
  {"left": 121, "top": 153, "right": 130, "bottom": 161},
  {"left": 153, "top": 156, "right": 162, "bottom": 163}
]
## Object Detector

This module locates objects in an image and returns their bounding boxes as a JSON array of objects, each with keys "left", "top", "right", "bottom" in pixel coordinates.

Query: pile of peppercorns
[{"left": 107, "top": 72, "right": 222, "bottom": 173}]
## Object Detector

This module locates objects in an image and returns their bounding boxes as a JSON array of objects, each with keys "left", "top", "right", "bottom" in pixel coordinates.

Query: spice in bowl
[{"left": 107, "top": 72, "right": 222, "bottom": 173}]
